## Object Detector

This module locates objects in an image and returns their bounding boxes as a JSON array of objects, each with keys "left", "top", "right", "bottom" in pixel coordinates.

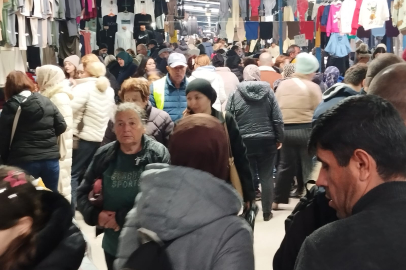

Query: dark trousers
[
  {"left": 248, "top": 148, "right": 277, "bottom": 214},
  {"left": 71, "top": 139, "right": 100, "bottom": 212},
  {"left": 104, "top": 251, "right": 116, "bottom": 270},
  {"left": 15, "top": 159, "right": 60, "bottom": 192},
  {"left": 274, "top": 128, "right": 313, "bottom": 204}
]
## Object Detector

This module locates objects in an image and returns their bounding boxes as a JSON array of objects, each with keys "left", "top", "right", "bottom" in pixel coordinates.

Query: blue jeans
[
  {"left": 71, "top": 139, "right": 100, "bottom": 212},
  {"left": 16, "top": 159, "right": 60, "bottom": 192}
]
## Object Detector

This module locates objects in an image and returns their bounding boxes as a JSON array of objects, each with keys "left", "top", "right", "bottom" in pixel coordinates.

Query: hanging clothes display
[
  {"left": 273, "top": 22, "right": 287, "bottom": 44},
  {"left": 339, "top": 0, "right": 356, "bottom": 34},
  {"left": 133, "top": 13, "right": 152, "bottom": 32},
  {"left": 118, "top": 0, "right": 134, "bottom": 13},
  {"left": 115, "top": 29, "right": 135, "bottom": 51},
  {"left": 287, "top": 21, "right": 300, "bottom": 39},
  {"left": 300, "top": 21, "right": 314, "bottom": 40},
  {"left": 245, "top": 21, "right": 259, "bottom": 40},
  {"left": 325, "top": 33, "right": 351, "bottom": 58},
  {"left": 98, "top": 28, "right": 115, "bottom": 54},
  {"left": 103, "top": 15, "right": 118, "bottom": 32},
  {"left": 101, "top": 0, "right": 118, "bottom": 17},
  {"left": 154, "top": 0, "right": 167, "bottom": 30},
  {"left": 260, "top": 22, "right": 273, "bottom": 39},
  {"left": 117, "top": 12, "right": 134, "bottom": 32},
  {"left": 264, "top": 0, "right": 276, "bottom": 16},
  {"left": 358, "top": 0, "right": 389, "bottom": 30},
  {"left": 296, "top": 0, "right": 309, "bottom": 21},
  {"left": 283, "top": 6, "right": 294, "bottom": 21},
  {"left": 393, "top": 0, "right": 406, "bottom": 31},
  {"left": 351, "top": 0, "right": 363, "bottom": 35},
  {"left": 326, "top": 3, "right": 342, "bottom": 36},
  {"left": 251, "top": 0, "right": 261, "bottom": 16},
  {"left": 386, "top": 19, "right": 400, "bottom": 37}
]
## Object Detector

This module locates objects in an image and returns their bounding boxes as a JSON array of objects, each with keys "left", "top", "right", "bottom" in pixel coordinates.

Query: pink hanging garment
[
  {"left": 250, "top": 0, "right": 260, "bottom": 16},
  {"left": 296, "top": 0, "right": 309, "bottom": 21},
  {"left": 326, "top": 3, "right": 342, "bottom": 36}
]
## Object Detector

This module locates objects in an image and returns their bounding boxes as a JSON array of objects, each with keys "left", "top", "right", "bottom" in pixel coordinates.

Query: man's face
[
  {"left": 137, "top": 46, "right": 147, "bottom": 56},
  {"left": 316, "top": 148, "right": 360, "bottom": 219},
  {"left": 293, "top": 47, "right": 301, "bottom": 58},
  {"left": 99, "top": 48, "right": 108, "bottom": 55},
  {"left": 271, "top": 43, "right": 276, "bottom": 48},
  {"left": 166, "top": 65, "right": 186, "bottom": 83}
]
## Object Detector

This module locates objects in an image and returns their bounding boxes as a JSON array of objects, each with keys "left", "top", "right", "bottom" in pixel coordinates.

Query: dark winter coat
[
  {"left": 156, "top": 56, "right": 168, "bottom": 75},
  {"left": 0, "top": 92, "right": 67, "bottom": 164},
  {"left": 102, "top": 102, "right": 174, "bottom": 147},
  {"left": 230, "top": 67, "right": 244, "bottom": 82},
  {"left": 211, "top": 108, "right": 255, "bottom": 202},
  {"left": 22, "top": 190, "right": 86, "bottom": 270},
  {"left": 295, "top": 181, "right": 406, "bottom": 270},
  {"left": 117, "top": 63, "right": 138, "bottom": 86},
  {"left": 312, "top": 83, "right": 359, "bottom": 123},
  {"left": 150, "top": 46, "right": 160, "bottom": 60},
  {"left": 77, "top": 135, "right": 170, "bottom": 228},
  {"left": 226, "top": 81, "right": 284, "bottom": 155},
  {"left": 197, "top": 43, "right": 206, "bottom": 55},
  {"left": 107, "top": 60, "right": 121, "bottom": 79}
]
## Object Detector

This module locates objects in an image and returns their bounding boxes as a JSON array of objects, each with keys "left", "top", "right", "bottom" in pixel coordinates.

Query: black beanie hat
[{"left": 186, "top": 78, "right": 217, "bottom": 105}]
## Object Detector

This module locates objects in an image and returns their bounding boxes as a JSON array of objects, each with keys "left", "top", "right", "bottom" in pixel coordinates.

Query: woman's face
[
  {"left": 123, "top": 91, "right": 148, "bottom": 108},
  {"left": 114, "top": 110, "right": 145, "bottom": 145},
  {"left": 117, "top": 57, "right": 125, "bottom": 67},
  {"left": 77, "top": 70, "right": 85, "bottom": 78},
  {"left": 64, "top": 62, "right": 75, "bottom": 75},
  {"left": 187, "top": 91, "right": 211, "bottom": 114},
  {"left": 145, "top": 59, "right": 156, "bottom": 73}
]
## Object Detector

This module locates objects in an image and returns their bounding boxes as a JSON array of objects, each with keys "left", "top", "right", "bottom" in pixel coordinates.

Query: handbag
[{"left": 222, "top": 112, "right": 244, "bottom": 198}]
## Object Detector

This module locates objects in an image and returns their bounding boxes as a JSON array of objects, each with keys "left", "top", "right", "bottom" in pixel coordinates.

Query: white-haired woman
[
  {"left": 77, "top": 102, "right": 170, "bottom": 270},
  {"left": 36, "top": 65, "right": 73, "bottom": 202},
  {"left": 70, "top": 61, "right": 115, "bottom": 211}
]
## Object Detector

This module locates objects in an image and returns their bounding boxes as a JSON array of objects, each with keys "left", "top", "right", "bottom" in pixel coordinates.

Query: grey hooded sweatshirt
[
  {"left": 114, "top": 164, "right": 254, "bottom": 270},
  {"left": 226, "top": 81, "right": 284, "bottom": 155}
]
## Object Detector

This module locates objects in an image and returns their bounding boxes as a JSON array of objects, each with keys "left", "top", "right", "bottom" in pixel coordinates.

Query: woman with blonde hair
[
  {"left": 102, "top": 77, "right": 173, "bottom": 146},
  {"left": 36, "top": 65, "right": 73, "bottom": 202},
  {"left": 189, "top": 54, "right": 227, "bottom": 111},
  {"left": 70, "top": 61, "right": 115, "bottom": 210}
]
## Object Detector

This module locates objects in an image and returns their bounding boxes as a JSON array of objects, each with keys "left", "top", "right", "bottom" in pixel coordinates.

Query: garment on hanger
[
  {"left": 117, "top": 0, "right": 134, "bottom": 13},
  {"left": 58, "top": 21, "right": 80, "bottom": 60},
  {"left": 239, "top": 0, "right": 248, "bottom": 18},
  {"left": 325, "top": 33, "right": 351, "bottom": 58},
  {"left": 245, "top": 21, "right": 259, "bottom": 40},
  {"left": 232, "top": 0, "right": 238, "bottom": 27},
  {"left": 236, "top": 17, "right": 246, "bottom": 41},
  {"left": 16, "top": 13, "right": 27, "bottom": 50},
  {"left": 299, "top": 21, "right": 314, "bottom": 40},
  {"left": 386, "top": 19, "right": 400, "bottom": 37},
  {"left": 42, "top": 46, "right": 57, "bottom": 65},
  {"left": 0, "top": 48, "right": 27, "bottom": 87},
  {"left": 155, "top": 0, "right": 167, "bottom": 30},
  {"left": 103, "top": 15, "right": 118, "bottom": 32},
  {"left": 283, "top": 6, "right": 294, "bottom": 21},
  {"left": 316, "top": 5, "right": 326, "bottom": 32},
  {"left": 86, "top": 18, "right": 98, "bottom": 32},
  {"left": 350, "top": 0, "right": 363, "bottom": 35},
  {"left": 134, "top": 0, "right": 154, "bottom": 17},
  {"left": 133, "top": 13, "right": 152, "bottom": 31},
  {"left": 80, "top": 30, "right": 92, "bottom": 54},
  {"left": 296, "top": 0, "right": 308, "bottom": 21},
  {"left": 321, "top": 5, "right": 330, "bottom": 26},
  {"left": 250, "top": 0, "right": 260, "bottom": 16},
  {"left": 65, "top": 0, "right": 82, "bottom": 19},
  {"left": 89, "top": 30, "right": 98, "bottom": 50},
  {"left": 320, "top": 32, "right": 330, "bottom": 48},
  {"left": 264, "top": 0, "right": 276, "bottom": 16},
  {"left": 283, "top": 38, "right": 295, "bottom": 52},
  {"left": 357, "top": 26, "right": 371, "bottom": 38},
  {"left": 287, "top": 21, "right": 300, "bottom": 39},
  {"left": 115, "top": 29, "right": 135, "bottom": 51},
  {"left": 27, "top": 46, "right": 42, "bottom": 69},
  {"left": 99, "top": 28, "right": 115, "bottom": 54},
  {"left": 226, "top": 17, "right": 234, "bottom": 41},
  {"left": 260, "top": 22, "right": 273, "bottom": 39},
  {"left": 326, "top": 3, "right": 341, "bottom": 36},
  {"left": 393, "top": 0, "right": 406, "bottom": 31},
  {"left": 117, "top": 11, "right": 134, "bottom": 32},
  {"left": 287, "top": 0, "right": 297, "bottom": 14},
  {"left": 358, "top": 0, "right": 389, "bottom": 30},
  {"left": 339, "top": 0, "right": 356, "bottom": 34},
  {"left": 273, "top": 22, "right": 287, "bottom": 44},
  {"left": 101, "top": 0, "right": 118, "bottom": 17}
]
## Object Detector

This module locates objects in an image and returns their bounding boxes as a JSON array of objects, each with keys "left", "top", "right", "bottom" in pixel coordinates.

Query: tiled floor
[{"left": 76, "top": 198, "right": 299, "bottom": 270}]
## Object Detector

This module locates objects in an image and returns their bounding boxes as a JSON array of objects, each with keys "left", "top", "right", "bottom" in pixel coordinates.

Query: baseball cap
[
  {"left": 168, "top": 53, "right": 187, "bottom": 67},
  {"left": 147, "top": 39, "right": 158, "bottom": 46}
]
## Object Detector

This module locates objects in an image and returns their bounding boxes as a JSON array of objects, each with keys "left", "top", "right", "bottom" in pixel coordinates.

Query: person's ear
[
  {"left": 166, "top": 66, "right": 170, "bottom": 72},
  {"left": 351, "top": 149, "right": 374, "bottom": 182},
  {"left": 362, "top": 79, "right": 366, "bottom": 89}
]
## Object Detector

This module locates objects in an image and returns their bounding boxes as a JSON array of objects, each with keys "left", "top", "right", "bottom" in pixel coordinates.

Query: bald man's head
[
  {"left": 364, "top": 53, "right": 403, "bottom": 91},
  {"left": 368, "top": 63, "right": 406, "bottom": 123},
  {"left": 259, "top": 52, "right": 274, "bottom": 67}
]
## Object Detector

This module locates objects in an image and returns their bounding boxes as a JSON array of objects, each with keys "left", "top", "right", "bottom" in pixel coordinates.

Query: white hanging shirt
[
  {"left": 134, "top": 0, "right": 154, "bottom": 20},
  {"left": 358, "top": 0, "right": 389, "bottom": 30},
  {"left": 115, "top": 29, "right": 136, "bottom": 51},
  {"left": 90, "top": 30, "right": 98, "bottom": 51},
  {"left": 102, "top": 0, "right": 118, "bottom": 17},
  {"left": 116, "top": 12, "right": 134, "bottom": 32},
  {"left": 339, "top": 0, "right": 356, "bottom": 33}
]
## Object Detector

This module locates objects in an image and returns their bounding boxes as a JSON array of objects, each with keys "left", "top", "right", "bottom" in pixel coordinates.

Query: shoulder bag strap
[
  {"left": 292, "top": 77, "right": 308, "bottom": 91},
  {"left": 222, "top": 111, "right": 233, "bottom": 159},
  {"left": 10, "top": 96, "right": 28, "bottom": 149}
]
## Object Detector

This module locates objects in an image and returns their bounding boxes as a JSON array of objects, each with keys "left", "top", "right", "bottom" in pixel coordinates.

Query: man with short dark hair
[
  {"left": 287, "top": 45, "right": 300, "bottom": 63},
  {"left": 115, "top": 47, "right": 125, "bottom": 56},
  {"left": 313, "top": 63, "right": 368, "bottom": 122},
  {"left": 147, "top": 39, "right": 159, "bottom": 59},
  {"left": 295, "top": 95, "right": 406, "bottom": 270},
  {"left": 368, "top": 63, "right": 406, "bottom": 123}
]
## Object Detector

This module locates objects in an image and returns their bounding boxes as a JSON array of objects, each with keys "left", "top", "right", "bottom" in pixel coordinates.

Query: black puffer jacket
[
  {"left": 226, "top": 81, "right": 284, "bottom": 155},
  {"left": 102, "top": 102, "right": 174, "bottom": 147},
  {"left": 0, "top": 92, "right": 67, "bottom": 164},
  {"left": 230, "top": 67, "right": 244, "bottom": 82},
  {"left": 18, "top": 190, "right": 86, "bottom": 270},
  {"left": 211, "top": 108, "right": 255, "bottom": 202},
  {"left": 77, "top": 135, "right": 170, "bottom": 228}
]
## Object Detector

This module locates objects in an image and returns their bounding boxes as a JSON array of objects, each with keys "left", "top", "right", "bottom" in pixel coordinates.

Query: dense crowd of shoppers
[{"left": 1, "top": 35, "right": 406, "bottom": 270}]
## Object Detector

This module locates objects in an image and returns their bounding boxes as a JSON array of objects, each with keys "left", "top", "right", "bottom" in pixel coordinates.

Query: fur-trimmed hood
[{"left": 41, "top": 83, "right": 73, "bottom": 100}]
